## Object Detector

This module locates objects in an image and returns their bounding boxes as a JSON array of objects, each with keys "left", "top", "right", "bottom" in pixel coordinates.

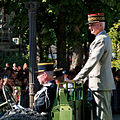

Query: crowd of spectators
[{"left": 0, "top": 62, "right": 29, "bottom": 108}]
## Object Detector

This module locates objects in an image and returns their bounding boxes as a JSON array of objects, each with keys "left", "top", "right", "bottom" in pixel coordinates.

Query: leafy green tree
[
  {"left": 1, "top": 54, "right": 28, "bottom": 68},
  {"left": 2, "top": 0, "right": 120, "bottom": 70},
  {"left": 108, "top": 20, "right": 120, "bottom": 70}
]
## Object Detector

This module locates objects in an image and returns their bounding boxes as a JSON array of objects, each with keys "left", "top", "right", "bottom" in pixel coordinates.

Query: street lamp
[{"left": 25, "top": 1, "right": 40, "bottom": 108}]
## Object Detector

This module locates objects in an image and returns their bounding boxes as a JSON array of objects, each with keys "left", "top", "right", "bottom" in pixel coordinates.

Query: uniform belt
[{"left": 89, "top": 75, "right": 100, "bottom": 78}]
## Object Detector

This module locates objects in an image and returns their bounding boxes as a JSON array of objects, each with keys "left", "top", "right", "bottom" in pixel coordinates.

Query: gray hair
[
  {"left": 101, "top": 22, "right": 105, "bottom": 29},
  {"left": 45, "top": 71, "right": 54, "bottom": 78}
]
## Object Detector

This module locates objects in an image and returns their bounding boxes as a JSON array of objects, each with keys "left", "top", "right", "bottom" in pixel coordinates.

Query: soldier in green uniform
[{"left": 73, "top": 13, "right": 115, "bottom": 120}]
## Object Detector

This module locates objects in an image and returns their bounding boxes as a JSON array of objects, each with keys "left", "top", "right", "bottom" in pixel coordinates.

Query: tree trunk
[
  {"left": 70, "top": 32, "right": 95, "bottom": 71},
  {"left": 70, "top": 42, "right": 83, "bottom": 70},
  {"left": 56, "top": 11, "right": 66, "bottom": 69},
  {"left": 36, "top": 35, "right": 43, "bottom": 63}
]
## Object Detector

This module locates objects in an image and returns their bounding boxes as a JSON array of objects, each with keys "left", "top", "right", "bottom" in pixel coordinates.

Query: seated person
[
  {"left": 33, "top": 63, "right": 57, "bottom": 114},
  {"left": 63, "top": 70, "right": 76, "bottom": 90},
  {"left": 63, "top": 70, "right": 69, "bottom": 81}
]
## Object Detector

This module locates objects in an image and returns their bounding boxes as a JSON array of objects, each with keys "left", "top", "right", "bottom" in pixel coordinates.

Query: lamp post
[{"left": 25, "top": 1, "right": 39, "bottom": 108}]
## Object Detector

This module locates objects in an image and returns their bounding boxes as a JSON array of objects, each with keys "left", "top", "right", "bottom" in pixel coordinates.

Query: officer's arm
[
  {"left": 33, "top": 92, "right": 46, "bottom": 113},
  {"left": 73, "top": 38, "right": 105, "bottom": 81}
]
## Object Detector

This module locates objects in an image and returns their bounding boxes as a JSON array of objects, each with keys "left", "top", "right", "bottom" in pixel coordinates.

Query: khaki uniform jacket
[{"left": 74, "top": 30, "right": 116, "bottom": 91}]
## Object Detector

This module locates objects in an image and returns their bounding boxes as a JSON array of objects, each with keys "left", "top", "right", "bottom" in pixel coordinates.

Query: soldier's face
[
  {"left": 89, "top": 22, "right": 102, "bottom": 35},
  {"left": 37, "top": 72, "right": 45, "bottom": 84}
]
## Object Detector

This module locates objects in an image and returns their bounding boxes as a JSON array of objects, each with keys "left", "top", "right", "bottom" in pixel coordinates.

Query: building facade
[{"left": 0, "top": 5, "right": 19, "bottom": 62}]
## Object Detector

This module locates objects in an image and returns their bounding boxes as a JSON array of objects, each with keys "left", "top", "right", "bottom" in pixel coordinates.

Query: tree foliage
[
  {"left": 1, "top": 0, "right": 120, "bottom": 69},
  {"left": 108, "top": 20, "right": 120, "bottom": 70},
  {"left": 1, "top": 54, "right": 28, "bottom": 68}
]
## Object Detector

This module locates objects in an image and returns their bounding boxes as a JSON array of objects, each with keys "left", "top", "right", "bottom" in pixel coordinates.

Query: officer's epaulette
[{"left": 96, "top": 35, "right": 105, "bottom": 42}]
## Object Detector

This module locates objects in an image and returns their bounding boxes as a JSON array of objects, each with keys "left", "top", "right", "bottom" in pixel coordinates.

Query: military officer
[
  {"left": 73, "top": 13, "right": 115, "bottom": 120},
  {"left": 33, "top": 63, "right": 57, "bottom": 114}
]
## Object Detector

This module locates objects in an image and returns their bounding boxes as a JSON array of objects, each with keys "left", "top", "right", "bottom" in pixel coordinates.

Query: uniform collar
[
  {"left": 43, "top": 80, "right": 54, "bottom": 87},
  {"left": 96, "top": 30, "right": 106, "bottom": 37}
]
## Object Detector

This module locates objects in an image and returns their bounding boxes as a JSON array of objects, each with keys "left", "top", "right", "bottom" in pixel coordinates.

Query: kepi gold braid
[{"left": 88, "top": 17, "right": 105, "bottom": 21}]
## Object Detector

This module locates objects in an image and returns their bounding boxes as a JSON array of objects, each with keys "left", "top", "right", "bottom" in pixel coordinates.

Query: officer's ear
[
  {"left": 99, "top": 22, "right": 103, "bottom": 27},
  {"left": 44, "top": 72, "right": 48, "bottom": 79}
]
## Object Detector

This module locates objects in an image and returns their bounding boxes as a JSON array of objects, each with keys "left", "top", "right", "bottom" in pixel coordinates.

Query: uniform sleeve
[
  {"left": 73, "top": 37, "right": 105, "bottom": 80},
  {"left": 47, "top": 83, "right": 57, "bottom": 107}
]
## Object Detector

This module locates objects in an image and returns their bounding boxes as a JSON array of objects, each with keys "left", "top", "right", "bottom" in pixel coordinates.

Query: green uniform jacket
[{"left": 74, "top": 30, "right": 116, "bottom": 91}]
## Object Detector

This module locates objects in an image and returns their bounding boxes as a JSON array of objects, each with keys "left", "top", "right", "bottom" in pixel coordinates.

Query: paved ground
[{"left": 113, "top": 114, "right": 120, "bottom": 120}]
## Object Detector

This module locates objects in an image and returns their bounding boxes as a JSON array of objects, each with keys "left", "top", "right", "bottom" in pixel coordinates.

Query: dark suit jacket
[{"left": 33, "top": 80, "right": 57, "bottom": 113}]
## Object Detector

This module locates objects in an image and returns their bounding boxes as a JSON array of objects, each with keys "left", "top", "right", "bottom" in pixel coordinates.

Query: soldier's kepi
[
  {"left": 87, "top": 13, "right": 105, "bottom": 24},
  {"left": 37, "top": 63, "right": 54, "bottom": 72}
]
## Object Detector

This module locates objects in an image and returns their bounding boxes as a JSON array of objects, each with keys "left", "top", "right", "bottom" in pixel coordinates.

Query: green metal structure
[{"left": 50, "top": 81, "right": 93, "bottom": 120}]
